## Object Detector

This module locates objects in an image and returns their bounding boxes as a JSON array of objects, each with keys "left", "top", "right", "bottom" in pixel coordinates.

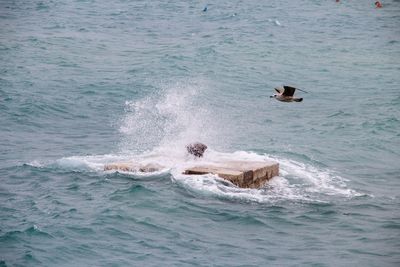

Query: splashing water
[
  {"left": 119, "top": 79, "right": 219, "bottom": 155},
  {"left": 27, "top": 80, "right": 364, "bottom": 203}
]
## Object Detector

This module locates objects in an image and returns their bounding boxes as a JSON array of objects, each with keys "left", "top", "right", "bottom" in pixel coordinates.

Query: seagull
[{"left": 270, "top": 85, "right": 305, "bottom": 102}]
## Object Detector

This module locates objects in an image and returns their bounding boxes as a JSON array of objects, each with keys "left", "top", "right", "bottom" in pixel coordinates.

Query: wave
[
  {"left": 26, "top": 80, "right": 365, "bottom": 204},
  {"left": 0, "top": 225, "right": 54, "bottom": 242},
  {"left": 27, "top": 149, "right": 364, "bottom": 204},
  {"left": 172, "top": 150, "right": 364, "bottom": 203}
]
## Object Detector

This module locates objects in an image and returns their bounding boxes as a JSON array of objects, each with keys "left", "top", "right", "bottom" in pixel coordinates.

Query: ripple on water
[{"left": 1, "top": 0, "right": 399, "bottom": 265}]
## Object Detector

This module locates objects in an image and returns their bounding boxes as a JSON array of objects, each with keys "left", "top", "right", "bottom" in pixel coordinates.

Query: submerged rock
[{"left": 104, "top": 162, "right": 163, "bottom": 173}]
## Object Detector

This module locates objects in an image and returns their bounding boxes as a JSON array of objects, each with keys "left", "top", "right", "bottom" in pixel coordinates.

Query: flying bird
[{"left": 270, "top": 85, "right": 306, "bottom": 102}]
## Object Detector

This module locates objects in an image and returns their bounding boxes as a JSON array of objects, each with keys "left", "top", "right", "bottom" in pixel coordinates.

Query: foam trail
[{"left": 270, "top": 156, "right": 362, "bottom": 197}]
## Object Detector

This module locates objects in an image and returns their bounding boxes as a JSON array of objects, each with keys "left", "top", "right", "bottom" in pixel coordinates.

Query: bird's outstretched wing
[{"left": 282, "top": 86, "right": 296, "bottom": 96}]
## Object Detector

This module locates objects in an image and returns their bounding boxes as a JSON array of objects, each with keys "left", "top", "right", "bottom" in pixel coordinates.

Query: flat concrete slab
[{"left": 184, "top": 160, "right": 279, "bottom": 188}]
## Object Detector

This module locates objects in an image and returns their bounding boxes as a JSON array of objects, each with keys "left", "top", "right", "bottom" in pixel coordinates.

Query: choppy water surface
[{"left": 1, "top": 1, "right": 399, "bottom": 266}]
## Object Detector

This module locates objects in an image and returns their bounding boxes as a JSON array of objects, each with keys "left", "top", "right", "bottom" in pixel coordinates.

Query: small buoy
[{"left": 375, "top": 1, "right": 382, "bottom": 8}]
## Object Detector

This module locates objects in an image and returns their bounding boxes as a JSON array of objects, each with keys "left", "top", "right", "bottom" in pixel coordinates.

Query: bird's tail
[{"left": 293, "top": 98, "right": 303, "bottom": 102}]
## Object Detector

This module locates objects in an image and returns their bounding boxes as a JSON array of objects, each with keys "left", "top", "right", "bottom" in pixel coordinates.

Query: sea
[{"left": 1, "top": 0, "right": 399, "bottom": 266}]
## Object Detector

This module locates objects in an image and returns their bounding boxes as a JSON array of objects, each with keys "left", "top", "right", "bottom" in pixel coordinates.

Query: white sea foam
[
  {"left": 267, "top": 18, "right": 282, "bottom": 26},
  {"left": 27, "top": 160, "right": 45, "bottom": 168},
  {"left": 272, "top": 156, "right": 363, "bottom": 198},
  {"left": 46, "top": 148, "right": 362, "bottom": 204}
]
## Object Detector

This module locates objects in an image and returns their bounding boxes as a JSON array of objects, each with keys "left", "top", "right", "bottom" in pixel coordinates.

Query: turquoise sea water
[{"left": 1, "top": 0, "right": 400, "bottom": 266}]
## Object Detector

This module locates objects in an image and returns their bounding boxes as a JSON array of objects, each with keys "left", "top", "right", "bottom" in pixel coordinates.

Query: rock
[
  {"left": 104, "top": 162, "right": 163, "bottom": 173},
  {"left": 186, "top": 142, "right": 207, "bottom": 157},
  {"left": 139, "top": 163, "right": 164, "bottom": 172},
  {"left": 184, "top": 160, "right": 279, "bottom": 188},
  {"left": 104, "top": 162, "right": 137, "bottom": 172}
]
